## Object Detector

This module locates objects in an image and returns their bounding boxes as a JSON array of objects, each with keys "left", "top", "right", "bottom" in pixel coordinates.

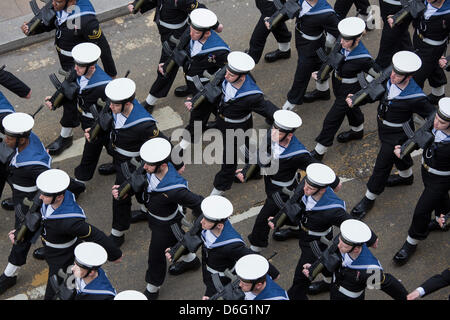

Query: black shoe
[
  {"left": 336, "top": 130, "right": 364, "bottom": 143},
  {"left": 393, "top": 241, "right": 417, "bottom": 266},
  {"left": 351, "top": 196, "right": 375, "bottom": 220},
  {"left": 428, "top": 93, "right": 445, "bottom": 105},
  {"left": 130, "top": 210, "right": 148, "bottom": 223},
  {"left": 205, "top": 120, "right": 217, "bottom": 130},
  {"left": 69, "top": 179, "right": 86, "bottom": 199},
  {"left": 264, "top": 49, "right": 291, "bottom": 63},
  {"left": 168, "top": 257, "right": 201, "bottom": 276},
  {"left": 46, "top": 136, "right": 73, "bottom": 156},
  {"left": 303, "top": 89, "right": 331, "bottom": 103},
  {"left": 307, "top": 280, "right": 331, "bottom": 295},
  {"left": 0, "top": 273, "right": 17, "bottom": 295},
  {"left": 109, "top": 234, "right": 125, "bottom": 248},
  {"left": 33, "top": 247, "right": 46, "bottom": 260},
  {"left": 174, "top": 85, "right": 191, "bottom": 97},
  {"left": 98, "top": 163, "right": 116, "bottom": 176},
  {"left": 1, "top": 198, "right": 14, "bottom": 211},
  {"left": 143, "top": 289, "right": 159, "bottom": 300},
  {"left": 386, "top": 174, "right": 414, "bottom": 187},
  {"left": 272, "top": 228, "right": 301, "bottom": 241},
  {"left": 310, "top": 149, "right": 324, "bottom": 161},
  {"left": 140, "top": 101, "right": 154, "bottom": 114}
]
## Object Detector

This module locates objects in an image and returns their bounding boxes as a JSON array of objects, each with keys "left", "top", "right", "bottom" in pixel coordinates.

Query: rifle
[
  {"left": 269, "top": 180, "right": 304, "bottom": 230},
  {"left": 445, "top": 55, "right": 450, "bottom": 70},
  {"left": 307, "top": 233, "right": 341, "bottom": 281},
  {"left": 391, "top": 0, "right": 425, "bottom": 26},
  {"left": 0, "top": 65, "right": 5, "bottom": 72},
  {"left": 350, "top": 65, "right": 392, "bottom": 108},
  {"left": 316, "top": 38, "right": 345, "bottom": 83},
  {"left": 399, "top": 113, "right": 435, "bottom": 159},
  {"left": 117, "top": 158, "right": 147, "bottom": 200},
  {"left": 190, "top": 67, "right": 227, "bottom": 110},
  {"left": 131, "top": 0, "right": 146, "bottom": 14},
  {"left": 26, "top": 0, "right": 55, "bottom": 36},
  {"left": 49, "top": 269, "right": 76, "bottom": 300},
  {"left": 168, "top": 214, "right": 204, "bottom": 263},
  {"left": 162, "top": 28, "right": 191, "bottom": 76},
  {"left": 88, "top": 99, "right": 113, "bottom": 142},
  {"left": 15, "top": 192, "right": 43, "bottom": 243},
  {"left": 48, "top": 68, "right": 79, "bottom": 110},
  {"left": 210, "top": 269, "right": 245, "bottom": 300},
  {"left": 267, "top": 0, "right": 301, "bottom": 30}
]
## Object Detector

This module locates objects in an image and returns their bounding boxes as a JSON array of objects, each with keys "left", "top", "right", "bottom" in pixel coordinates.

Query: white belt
[
  {"left": 114, "top": 146, "right": 140, "bottom": 158},
  {"left": 12, "top": 184, "right": 38, "bottom": 193},
  {"left": 206, "top": 265, "right": 235, "bottom": 277},
  {"left": 222, "top": 113, "right": 252, "bottom": 124},
  {"left": 147, "top": 207, "right": 179, "bottom": 221},
  {"left": 44, "top": 237, "right": 77, "bottom": 249},
  {"left": 381, "top": 119, "right": 403, "bottom": 128},
  {"left": 334, "top": 71, "right": 358, "bottom": 84},
  {"left": 383, "top": 0, "right": 401, "bottom": 5},
  {"left": 300, "top": 31, "right": 323, "bottom": 41},
  {"left": 304, "top": 226, "right": 332, "bottom": 237},
  {"left": 338, "top": 286, "right": 364, "bottom": 298},
  {"left": 422, "top": 157, "right": 450, "bottom": 176},
  {"left": 271, "top": 173, "right": 297, "bottom": 187},
  {"left": 55, "top": 46, "right": 72, "bottom": 57},
  {"left": 159, "top": 18, "right": 188, "bottom": 30},
  {"left": 186, "top": 75, "right": 210, "bottom": 82},
  {"left": 416, "top": 30, "right": 447, "bottom": 46}
]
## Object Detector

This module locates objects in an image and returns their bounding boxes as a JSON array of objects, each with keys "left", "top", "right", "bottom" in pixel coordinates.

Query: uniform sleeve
[
  {"left": 323, "top": 13, "right": 340, "bottom": 39},
  {"left": 81, "top": 17, "right": 117, "bottom": 77},
  {"left": 0, "top": 70, "right": 31, "bottom": 98},
  {"left": 137, "top": 0, "right": 158, "bottom": 14},
  {"left": 248, "top": 94, "right": 278, "bottom": 120},
  {"left": 413, "top": 97, "right": 436, "bottom": 120},
  {"left": 379, "top": 272, "right": 408, "bottom": 300},
  {"left": 420, "top": 268, "right": 450, "bottom": 297},
  {"left": 171, "top": 188, "right": 204, "bottom": 217}
]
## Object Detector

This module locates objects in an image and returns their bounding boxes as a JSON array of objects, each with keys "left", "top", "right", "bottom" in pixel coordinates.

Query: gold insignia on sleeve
[
  {"left": 152, "top": 128, "right": 160, "bottom": 137},
  {"left": 88, "top": 27, "right": 102, "bottom": 39}
]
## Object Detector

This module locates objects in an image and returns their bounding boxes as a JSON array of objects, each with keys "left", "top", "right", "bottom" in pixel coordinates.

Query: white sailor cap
[
  {"left": 201, "top": 195, "right": 233, "bottom": 221},
  {"left": 227, "top": 51, "right": 255, "bottom": 75},
  {"left": 392, "top": 51, "right": 422, "bottom": 75},
  {"left": 105, "top": 78, "right": 136, "bottom": 104},
  {"left": 140, "top": 137, "right": 172, "bottom": 165},
  {"left": 338, "top": 17, "right": 366, "bottom": 40},
  {"left": 189, "top": 8, "right": 218, "bottom": 31},
  {"left": 273, "top": 110, "right": 302, "bottom": 132},
  {"left": 340, "top": 219, "right": 371, "bottom": 246},
  {"left": 74, "top": 242, "right": 108, "bottom": 270},
  {"left": 235, "top": 254, "right": 269, "bottom": 282},
  {"left": 305, "top": 163, "right": 336, "bottom": 188},
  {"left": 2, "top": 112, "right": 34, "bottom": 137},
  {"left": 437, "top": 97, "right": 450, "bottom": 122},
  {"left": 114, "top": 290, "right": 148, "bottom": 300},
  {"left": 71, "top": 42, "right": 101, "bottom": 66},
  {"left": 36, "top": 169, "right": 70, "bottom": 195}
]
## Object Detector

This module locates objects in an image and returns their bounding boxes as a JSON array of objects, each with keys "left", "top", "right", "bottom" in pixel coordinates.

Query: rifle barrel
[
  {"left": 270, "top": 14, "right": 284, "bottom": 30},
  {"left": 27, "top": 18, "right": 42, "bottom": 36}
]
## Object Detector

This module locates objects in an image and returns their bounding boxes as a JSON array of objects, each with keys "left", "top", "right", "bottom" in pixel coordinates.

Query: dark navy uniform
[
  {"left": 414, "top": 268, "right": 450, "bottom": 298},
  {"left": 41, "top": 190, "right": 122, "bottom": 300},
  {"left": 0, "top": 93, "right": 15, "bottom": 199},
  {"left": 212, "top": 75, "right": 277, "bottom": 192},
  {"left": 0, "top": 68, "right": 31, "bottom": 98},
  {"left": 252, "top": 275, "right": 289, "bottom": 300},
  {"left": 334, "top": 0, "right": 371, "bottom": 20}
]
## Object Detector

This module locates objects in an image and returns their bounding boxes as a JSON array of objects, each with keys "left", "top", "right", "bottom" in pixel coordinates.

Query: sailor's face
[
  {"left": 190, "top": 26, "right": 204, "bottom": 41},
  {"left": 74, "top": 64, "right": 87, "bottom": 77},
  {"left": 4, "top": 135, "right": 17, "bottom": 149},
  {"left": 52, "top": 0, "right": 67, "bottom": 11},
  {"left": 201, "top": 217, "right": 215, "bottom": 230},
  {"left": 71, "top": 263, "right": 88, "bottom": 279},
  {"left": 39, "top": 194, "right": 55, "bottom": 205},
  {"left": 337, "top": 237, "right": 354, "bottom": 254},
  {"left": 340, "top": 38, "right": 354, "bottom": 50},
  {"left": 303, "top": 181, "right": 319, "bottom": 196},
  {"left": 109, "top": 102, "right": 123, "bottom": 114},
  {"left": 224, "top": 70, "right": 239, "bottom": 83},
  {"left": 143, "top": 163, "right": 156, "bottom": 174},
  {"left": 390, "top": 71, "right": 406, "bottom": 85},
  {"left": 434, "top": 114, "right": 450, "bottom": 131}
]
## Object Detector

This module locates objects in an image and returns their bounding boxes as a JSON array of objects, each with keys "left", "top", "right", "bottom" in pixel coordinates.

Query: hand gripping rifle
[
  {"left": 26, "top": 0, "right": 55, "bottom": 36},
  {"left": 48, "top": 68, "right": 79, "bottom": 110},
  {"left": 399, "top": 113, "right": 435, "bottom": 159},
  {"left": 15, "top": 192, "right": 43, "bottom": 243},
  {"left": 168, "top": 214, "right": 204, "bottom": 263},
  {"left": 445, "top": 55, "right": 450, "bottom": 70},
  {"left": 267, "top": 0, "right": 301, "bottom": 30},
  {"left": 88, "top": 99, "right": 113, "bottom": 143},
  {"left": 162, "top": 28, "right": 191, "bottom": 77},
  {"left": 391, "top": 0, "right": 425, "bottom": 26},
  {"left": 307, "top": 233, "right": 341, "bottom": 281},
  {"left": 190, "top": 67, "right": 227, "bottom": 110},
  {"left": 316, "top": 38, "right": 345, "bottom": 83},
  {"left": 269, "top": 180, "right": 304, "bottom": 230},
  {"left": 131, "top": 0, "right": 146, "bottom": 14},
  {"left": 210, "top": 269, "right": 245, "bottom": 300},
  {"left": 117, "top": 158, "right": 147, "bottom": 200},
  {"left": 350, "top": 65, "right": 392, "bottom": 108}
]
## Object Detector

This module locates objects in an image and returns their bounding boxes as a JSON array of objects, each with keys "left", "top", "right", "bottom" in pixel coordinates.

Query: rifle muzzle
[
  {"left": 270, "top": 14, "right": 284, "bottom": 30},
  {"left": 118, "top": 183, "right": 131, "bottom": 200},
  {"left": 27, "top": 19, "right": 42, "bottom": 36},
  {"left": 132, "top": 0, "right": 146, "bottom": 14},
  {"left": 192, "top": 95, "right": 206, "bottom": 110},
  {"left": 16, "top": 224, "right": 28, "bottom": 243},
  {"left": 350, "top": 92, "right": 368, "bottom": 108},
  {"left": 164, "top": 60, "right": 177, "bottom": 77},
  {"left": 400, "top": 141, "right": 417, "bottom": 159}
]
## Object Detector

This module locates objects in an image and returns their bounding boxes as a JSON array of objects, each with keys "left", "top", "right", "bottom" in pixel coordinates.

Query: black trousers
[
  {"left": 375, "top": 18, "right": 412, "bottom": 69},
  {"left": 111, "top": 159, "right": 134, "bottom": 232},
  {"left": 148, "top": 25, "right": 187, "bottom": 99},
  {"left": 59, "top": 61, "right": 80, "bottom": 129},
  {"left": 74, "top": 117, "right": 110, "bottom": 181},
  {"left": 288, "top": 240, "right": 331, "bottom": 300},
  {"left": 366, "top": 140, "right": 413, "bottom": 195},
  {"left": 145, "top": 216, "right": 180, "bottom": 287},
  {"left": 315, "top": 95, "right": 364, "bottom": 147},
  {"left": 412, "top": 34, "right": 447, "bottom": 89},
  {"left": 248, "top": 0, "right": 292, "bottom": 64},
  {"left": 408, "top": 168, "right": 450, "bottom": 240},
  {"left": 334, "top": 0, "right": 370, "bottom": 19}
]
